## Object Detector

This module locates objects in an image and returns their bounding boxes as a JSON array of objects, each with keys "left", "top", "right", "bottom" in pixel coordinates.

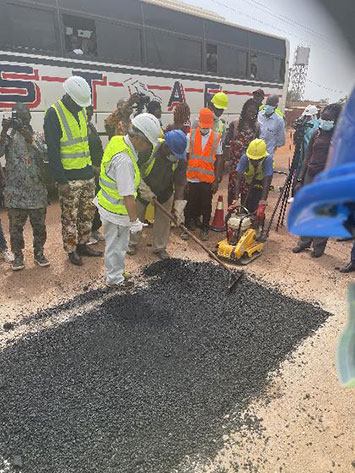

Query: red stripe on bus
[
  {"left": 41, "top": 76, "right": 67, "bottom": 82},
  {"left": 185, "top": 88, "right": 203, "bottom": 92},
  {"left": 224, "top": 91, "right": 253, "bottom": 96},
  {"left": 0, "top": 88, "right": 27, "bottom": 95},
  {"left": 108, "top": 82, "right": 124, "bottom": 87},
  {"left": 148, "top": 85, "right": 171, "bottom": 91},
  {"left": 3, "top": 70, "right": 39, "bottom": 81}
]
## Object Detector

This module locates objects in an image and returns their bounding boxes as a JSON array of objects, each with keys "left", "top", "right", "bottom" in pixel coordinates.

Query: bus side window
[
  {"left": 8, "top": 3, "right": 59, "bottom": 53},
  {"left": 250, "top": 52, "right": 258, "bottom": 79},
  {"left": 206, "top": 44, "right": 217, "bottom": 74},
  {"left": 62, "top": 14, "right": 97, "bottom": 57}
]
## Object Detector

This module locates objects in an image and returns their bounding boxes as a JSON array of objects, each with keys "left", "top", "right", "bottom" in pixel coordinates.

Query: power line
[
  {"left": 239, "top": 0, "right": 331, "bottom": 44},
  {"left": 207, "top": 0, "right": 339, "bottom": 56},
  {"left": 307, "top": 79, "right": 345, "bottom": 96}
]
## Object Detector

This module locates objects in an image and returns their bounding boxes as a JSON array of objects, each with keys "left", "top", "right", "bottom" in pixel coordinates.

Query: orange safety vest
[{"left": 186, "top": 128, "right": 221, "bottom": 184}]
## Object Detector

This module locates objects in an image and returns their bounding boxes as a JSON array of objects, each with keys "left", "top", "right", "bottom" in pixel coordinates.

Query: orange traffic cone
[{"left": 211, "top": 195, "right": 226, "bottom": 232}]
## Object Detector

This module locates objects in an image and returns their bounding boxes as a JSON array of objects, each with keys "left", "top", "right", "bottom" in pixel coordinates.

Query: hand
[
  {"left": 58, "top": 183, "right": 70, "bottom": 197},
  {"left": 20, "top": 127, "right": 33, "bottom": 144},
  {"left": 130, "top": 218, "right": 144, "bottom": 234},
  {"left": 172, "top": 199, "right": 187, "bottom": 225},
  {"left": 93, "top": 166, "right": 100, "bottom": 178},
  {"left": 128, "top": 93, "right": 141, "bottom": 106},
  {"left": 212, "top": 180, "right": 219, "bottom": 194},
  {"left": 228, "top": 200, "right": 239, "bottom": 211},
  {"left": 139, "top": 180, "right": 156, "bottom": 203},
  {"left": 257, "top": 201, "right": 267, "bottom": 222}
]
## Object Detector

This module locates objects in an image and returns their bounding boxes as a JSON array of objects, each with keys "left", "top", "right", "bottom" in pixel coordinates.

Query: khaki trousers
[{"left": 130, "top": 195, "right": 174, "bottom": 252}]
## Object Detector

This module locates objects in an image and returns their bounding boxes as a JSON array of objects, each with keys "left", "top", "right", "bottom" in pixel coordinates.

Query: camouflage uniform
[
  {"left": 0, "top": 131, "right": 48, "bottom": 256},
  {"left": 58, "top": 178, "right": 96, "bottom": 253}
]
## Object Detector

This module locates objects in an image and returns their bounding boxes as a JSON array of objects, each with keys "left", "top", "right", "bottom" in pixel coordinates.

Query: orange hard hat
[{"left": 199, "top": 108, "right": 214, "bottom": 128}]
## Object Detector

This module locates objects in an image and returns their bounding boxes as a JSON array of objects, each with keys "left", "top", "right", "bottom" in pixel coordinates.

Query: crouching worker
[
  {"left": 94, "top": 113, "right": 162, "bottom": 288},
  {"left": 128, "top": 130, "right": 187, "bottom": 260},
  {"left": 229, "top": 139, "right": 273, "bottom": 224}
]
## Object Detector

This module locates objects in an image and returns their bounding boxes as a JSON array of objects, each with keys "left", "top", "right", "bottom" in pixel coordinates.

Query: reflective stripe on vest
[
  {"left": 186, "top": 128, "right": 221, "bottom": 183},
  {"left": 244, "top": 159, "right": 265, "bottom": 184},
  {"left": 52, "top": 100, "right": 91, "bottom": 170},
  {"left": 97, "top": 136, "right": 140, "bottom": 215}
]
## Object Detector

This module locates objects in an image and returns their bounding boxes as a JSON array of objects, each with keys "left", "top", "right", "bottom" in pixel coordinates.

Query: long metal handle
[{"left": 153, "top": 199, "right": 234, "bottom": 276}]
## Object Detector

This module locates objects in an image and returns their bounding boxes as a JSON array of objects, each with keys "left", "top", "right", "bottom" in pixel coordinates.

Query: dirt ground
[{"left": 0, "top": 135, "right": 354, "bottom": 473}]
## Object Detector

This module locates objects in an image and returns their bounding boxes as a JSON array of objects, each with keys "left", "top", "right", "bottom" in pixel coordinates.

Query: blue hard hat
[
  {"left": 164, "top": 130, "right": 187, "bottom": 160},
  {"left": 288, "top": 88, "right": 355, "bottom": 239}
]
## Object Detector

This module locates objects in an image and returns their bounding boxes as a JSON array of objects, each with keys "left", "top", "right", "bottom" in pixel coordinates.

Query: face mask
[
  {"left": 319, "top": 119, "right": 334, "bottom": 132},
  {"left": 264, "top": 105, "right": 275, "bottom": 116},
  {"left": 200, "top": 128, "right": 210, "bottom": 135}
]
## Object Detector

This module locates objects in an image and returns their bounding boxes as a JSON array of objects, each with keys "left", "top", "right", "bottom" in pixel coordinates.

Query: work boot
[
  {"left": 292, "top": 243, "right": 310, "bottom": 254},
  {"left": 34, "top": 252, "right": 50, "bottom": 267},
  {"left": 106, "top": 279, "right": 134, "bottom": 290},
  {"left": 338, "top": 261, "right": 355, "bottom": 273},
  {"left": 68, "top": 251, "right": 83, "bottom": 266},
  {"left": 153, "top": 249, "right": 170, "bottom": 260},
  {"left": 200, "top": 228, "right": 209, "bottom": 241},
  {"left": 76, "top": 244, "right": 103, "bottom": 257},
  {"left": 127, "top": 246, "right": 137, "bottom": 256},
  {"left": 12, "top": 253, "right": 25, "bottom": 271},
  {"left": 180, "top": 230, "right": 190, "bottom": 241}
]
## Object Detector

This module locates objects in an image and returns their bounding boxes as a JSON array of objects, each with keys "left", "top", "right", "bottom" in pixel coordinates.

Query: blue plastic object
[
  {"left": 288, "top": 88, "right": 355, "bottom": 238},
  {"left": 165, "top": 130, "right": 187, "bottom": 160}
]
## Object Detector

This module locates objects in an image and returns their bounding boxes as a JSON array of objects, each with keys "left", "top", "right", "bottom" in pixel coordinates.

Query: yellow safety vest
[
  {"left": 97, "top": 136, "right": 140, "bottom": 215},
  {"left": 51, "top": 100, "right": 91, "bottom": 170},
  {"left": 244, "top": 159, "right": 265, "bottom": 184}
]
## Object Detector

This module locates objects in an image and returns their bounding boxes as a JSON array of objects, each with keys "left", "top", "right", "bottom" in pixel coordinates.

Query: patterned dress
[{"left": 228, "top": 124, "right": 257, "bottom": 206}]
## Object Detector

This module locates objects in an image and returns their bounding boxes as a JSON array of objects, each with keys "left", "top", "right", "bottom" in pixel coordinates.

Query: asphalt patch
[{"left": 0, "top": 259, "right": 330, "bottom": 473}]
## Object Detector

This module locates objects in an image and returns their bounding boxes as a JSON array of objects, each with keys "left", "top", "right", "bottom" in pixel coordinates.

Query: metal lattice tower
[{"left": 290, "top": 46, "right": 310, "bottom": 101}]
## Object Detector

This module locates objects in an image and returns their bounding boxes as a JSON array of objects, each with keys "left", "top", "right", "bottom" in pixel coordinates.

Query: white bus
[{"left": 0, "top": 0, "right": 289, "bottom": 136}]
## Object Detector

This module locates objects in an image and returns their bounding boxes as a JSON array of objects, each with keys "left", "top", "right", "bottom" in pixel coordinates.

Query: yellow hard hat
[
  {"left": 246, "top": 139, "right": 269, "bottom": 160},
  {"left": 211, "top": 92, "right": 228, "bottom": 110}
]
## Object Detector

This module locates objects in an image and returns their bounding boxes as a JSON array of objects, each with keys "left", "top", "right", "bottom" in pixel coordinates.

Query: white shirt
[
  {"left": 186, "top": 130, "right": 222, "bottom": 183},
  {"left": 258, "top": 110, "right": 286, "bottom": 159},
  {"left": 94, "top": 136, "right": 138, "bottom": 226}
]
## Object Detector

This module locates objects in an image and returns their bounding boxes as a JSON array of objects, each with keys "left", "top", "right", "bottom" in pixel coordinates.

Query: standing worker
[
  {"left": 183, "top": 108, "right": 223, "bottom": 241},
  {"left": 259, "top": 94, "right": 284, "bottom": 118},
  {"left": 128, "top": 130, "right": 187, "bottom": 260},
  {"left": 292, "top": 103, "right": 342, "bottom": 258},
  {"left": 1, "top": 104, "right": 49, "bottom": 270},
  {"left": 192, "top": 92, "right": 228, "bottom": 139},
  {"left": 95, "top": 113, "right": 162, "bottom": 288},
  {"left": 44, "top": 76, "right": 102, "bottom": 266},
  {"left": 258, "top": 95, "right": 285, "bottom": 163},
  {"left": 229, "top": 139, "right": 273, "bottom": 222}
]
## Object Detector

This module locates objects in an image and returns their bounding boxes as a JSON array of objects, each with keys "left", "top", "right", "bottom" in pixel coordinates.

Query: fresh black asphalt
[{"left": 0, "top": 259, "right": 330, "bottom": 472}]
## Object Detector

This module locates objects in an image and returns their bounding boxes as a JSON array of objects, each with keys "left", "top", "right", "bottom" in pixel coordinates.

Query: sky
[{"left": 184, "top": 0, "right": 355, "bottom": 102}]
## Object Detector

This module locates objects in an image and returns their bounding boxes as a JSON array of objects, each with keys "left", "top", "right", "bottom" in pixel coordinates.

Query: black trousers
[
  {"left": 241, "top": 184, "right": 263, "bottom": 213},
  {"left": 91, "top": 177, "right": 102, "bottom": 233},
  {"left": 297, "top": 171, "right": 328, "bottom": 254},
  {"left": 185, "top": 182, "right": 213, "bottom": 229}
]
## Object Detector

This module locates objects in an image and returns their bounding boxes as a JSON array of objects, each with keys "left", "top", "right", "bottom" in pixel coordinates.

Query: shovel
[{"left": 153, "top": 199, "right": 243, "bottom": 293}]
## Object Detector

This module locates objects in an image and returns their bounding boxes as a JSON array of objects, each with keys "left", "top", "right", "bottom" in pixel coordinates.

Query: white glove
[
  {"left": 138, "top": 180, "right": 156, "bottom": 203},
  {"left": 172, "top": 199, "right": 187, "bottom": 225},
  {"left": 130, "top": 218, "right": 144, "bottom": 234}
]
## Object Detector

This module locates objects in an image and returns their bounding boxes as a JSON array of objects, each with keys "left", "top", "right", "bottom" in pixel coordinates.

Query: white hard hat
[
  {"left": 302, "top": 105, "right": 318, "bottom": 117},
  {"left": 131, "top": 113, "right": 162, "bottom": 146},
  {"left": 63, "top": 76, "right": 91, "bottom": 108}
]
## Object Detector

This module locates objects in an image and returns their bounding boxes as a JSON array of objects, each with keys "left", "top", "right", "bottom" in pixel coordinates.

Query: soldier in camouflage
[{"left": 0, "top": 103, "right": 50, "bottom": 271}]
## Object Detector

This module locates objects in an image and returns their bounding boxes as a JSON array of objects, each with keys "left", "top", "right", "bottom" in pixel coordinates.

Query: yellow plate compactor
[{"left": 217, "top": 206, "right": 264, "bottom": 265}]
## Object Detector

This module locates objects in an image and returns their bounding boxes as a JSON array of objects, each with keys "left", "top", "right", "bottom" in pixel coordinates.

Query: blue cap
[
  {"left": 288, "top": 88, "right": 355, "bottom": 239},
  {"left": 164, "top": 130, "right": 187, "bottom": 160}
]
